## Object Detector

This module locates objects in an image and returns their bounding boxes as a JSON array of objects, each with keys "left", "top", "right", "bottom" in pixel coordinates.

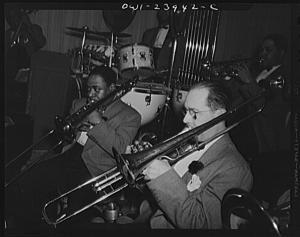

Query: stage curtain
[{"left": 28, "top": 5, "right": 291, "bottom": 67}]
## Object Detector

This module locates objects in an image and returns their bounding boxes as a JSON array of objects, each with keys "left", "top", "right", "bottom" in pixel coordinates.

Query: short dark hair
[
  {"left": 263, "top": 33, "right": 287, "bottom": 52},
  {"left": 89, "top": 66, "right": 117, "bottom": 86},
  {"left": 190, "top": 81, "right": 230, "bottom": 111}
]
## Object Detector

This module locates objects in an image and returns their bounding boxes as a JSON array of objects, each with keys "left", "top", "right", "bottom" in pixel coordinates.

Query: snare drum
[
  {"left": 118, "top": 44, "right": 154, "bottom": 79},
  {"left": 121, "top": 82, "right": 167, "bottom": 125}
]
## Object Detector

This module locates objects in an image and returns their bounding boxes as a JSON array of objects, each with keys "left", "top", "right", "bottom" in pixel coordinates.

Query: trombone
[{"left": 42, "top": 91, "right": 266, "bottom": 226}]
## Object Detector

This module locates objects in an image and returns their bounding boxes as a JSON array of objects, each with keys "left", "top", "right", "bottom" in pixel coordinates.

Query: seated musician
[
  {"left": 14, "top": 66, "right": 141, "bottom": 227},
  {"left": 136, "top": 81, "right": 253, "bottom": 228}
]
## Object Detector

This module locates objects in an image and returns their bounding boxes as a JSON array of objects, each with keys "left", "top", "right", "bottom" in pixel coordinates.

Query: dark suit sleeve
[
  {"left": 141, "top": 28, "right": 155, "bottom": 47},
  {"left": 147, "top": 164, "right": 252, "bottom": 228},
  {"left": 28, "top": 24, "right": 46, "bottom": 49},
  {"left": 87, "top": 107, "right": 141, "bottom": 155}
]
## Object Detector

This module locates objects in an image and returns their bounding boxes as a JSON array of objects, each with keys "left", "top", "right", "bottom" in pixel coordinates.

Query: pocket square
[{"left": 187, "top": 174, "right": 202, "bottom": 192}]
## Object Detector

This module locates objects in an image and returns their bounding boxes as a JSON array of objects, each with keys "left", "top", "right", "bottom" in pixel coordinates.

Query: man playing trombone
[
  {"left": 138, "top": 81, "right": 253, "bottom": 228},
  {"left": 13, "top": 66, "right": 141, "bottom": 227}
]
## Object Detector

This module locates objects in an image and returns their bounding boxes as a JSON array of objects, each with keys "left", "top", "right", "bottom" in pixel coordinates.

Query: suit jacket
[
  {"left": 141, "top": 27, "right": 172, "bottom": 71},
  {"left": 68, "top": 98, "right": 141, "bottom": 177},
  {"left": 146, "top": 134, "right": 253, "bottom": 229},
  {"left": 239, "top": 66, "right": 291, "bottom": 153}
]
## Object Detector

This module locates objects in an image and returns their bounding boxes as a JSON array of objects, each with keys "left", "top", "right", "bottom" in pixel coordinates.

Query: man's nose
[
  {"left": 88, "top": 88, "right": 95, "bottom": 97},
  {"left": 260, "top": 49, "right": 267, "bottom": 57},
  {"left": 183, "top": 111, "right": 191, "bottom": 124}
]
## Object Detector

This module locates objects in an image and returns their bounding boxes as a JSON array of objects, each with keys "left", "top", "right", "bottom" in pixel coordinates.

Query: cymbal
[
  {"left": 65, "top": 31, "right": 108, "bottom": 42},
  {"left": 93, "top": 32, "right": 132, "bottom": 38},
  {"left": 66, "top": 27, "right": 104, "bottom": 36},
  {"left": 66, "top": 27, "right": 131, "bottom": 38}
]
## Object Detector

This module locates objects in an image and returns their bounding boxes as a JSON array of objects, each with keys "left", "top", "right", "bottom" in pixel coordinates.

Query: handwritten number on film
[{"left": 121, "top": 3, "right": 219, "bottom": 11}]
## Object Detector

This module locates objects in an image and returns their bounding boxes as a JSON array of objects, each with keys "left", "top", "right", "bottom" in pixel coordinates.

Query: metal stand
[
  {"left": 70, "top": 26, "right": 89, "bottom": 99},
  {"left": 160, "top": 26, "right": 179, "bottom": 139}
]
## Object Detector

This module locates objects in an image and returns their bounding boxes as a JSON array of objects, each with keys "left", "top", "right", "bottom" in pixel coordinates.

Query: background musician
[
  {"left": 232, "top": 33, "right": 291, "bottom": 208},
  {"left": 10, "top": 66, "right": 141, "bottom": 228},
  {"left": 141, "top": 10, "right": 171, "bottom": 74},
  {"left": 136, "top": 81, "right": 253, "bottom": 228},
  {"left": 234, "top": 33, "right": 291, "bottom": 154},
  {"left": 5, "top": 6, "right": 46, "bottom": 115}
]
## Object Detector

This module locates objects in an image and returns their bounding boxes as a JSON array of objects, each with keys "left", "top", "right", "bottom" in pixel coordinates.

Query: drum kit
[{"left": 66, "top": 25, "right": 171, "bottom": 127}]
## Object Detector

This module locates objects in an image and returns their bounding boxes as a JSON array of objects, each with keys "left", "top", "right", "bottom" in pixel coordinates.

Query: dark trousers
[{"left": 9, "top": 143, "right": 93, "bottom": 227}]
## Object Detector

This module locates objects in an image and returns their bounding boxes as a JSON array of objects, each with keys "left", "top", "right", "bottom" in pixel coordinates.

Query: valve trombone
[{"left": 42, "top": 90, "right": 267, "bottom": 226}]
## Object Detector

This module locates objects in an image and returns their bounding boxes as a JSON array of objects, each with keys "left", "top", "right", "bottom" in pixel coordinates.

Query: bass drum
[
  {"left": 121, "top": 82, "right": 167, "bottom": 126},
  {"left": 172, "top": 89, "right": 189, "bottom": 116}
]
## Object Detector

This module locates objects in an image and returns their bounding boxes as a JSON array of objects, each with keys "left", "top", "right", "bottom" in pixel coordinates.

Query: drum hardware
[
  {"left": 70, "top": 74, "right": 84, "bottom": 99},
  {"left": 68, "top": 47, "right": 93, "bottom": 77},
  {"left": 160, "top": 24, "right": 179, "bottom": 139},
  {"left": 66, "top": 26, "right": 92, "bottom": 78},
  {"left": 42, "top": 90, "right": 266, "bottom": 226},
  {"left": 145, "top": 94, "right": 151, "bottom": 106}
]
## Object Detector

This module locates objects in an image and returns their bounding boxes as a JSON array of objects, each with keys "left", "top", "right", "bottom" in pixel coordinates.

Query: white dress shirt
[
  {"left": 153, "top": 25, "right": 169, "bottom": 48},
  {"left": 256, "top": 65, "right": 281, "bottom": 83},
  {"left": 172, "top": 130, "right": 223, "bottom": 177}
]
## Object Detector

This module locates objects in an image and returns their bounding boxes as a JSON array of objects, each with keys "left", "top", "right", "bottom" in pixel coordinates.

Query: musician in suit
[
  {"left": 141, "top": 10, "right": 172, "bottom": 73},
  {"left": 232, "top": 33, "right": 291, "bottom": 208},
  {"left": 137, "top": 81, "right": 253, "bottom": 228},
  {"left": 65, "top": 66, "right": 141, "bottom": 176},
  {"left": 13, "top": 66, "right": 141, "bottom": 227},
  {"left": 5, "top": 6, "right": 46, "bottom": 114},
  {"left": 235, "top": 33, "right": 291, "bottom": 154}
]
